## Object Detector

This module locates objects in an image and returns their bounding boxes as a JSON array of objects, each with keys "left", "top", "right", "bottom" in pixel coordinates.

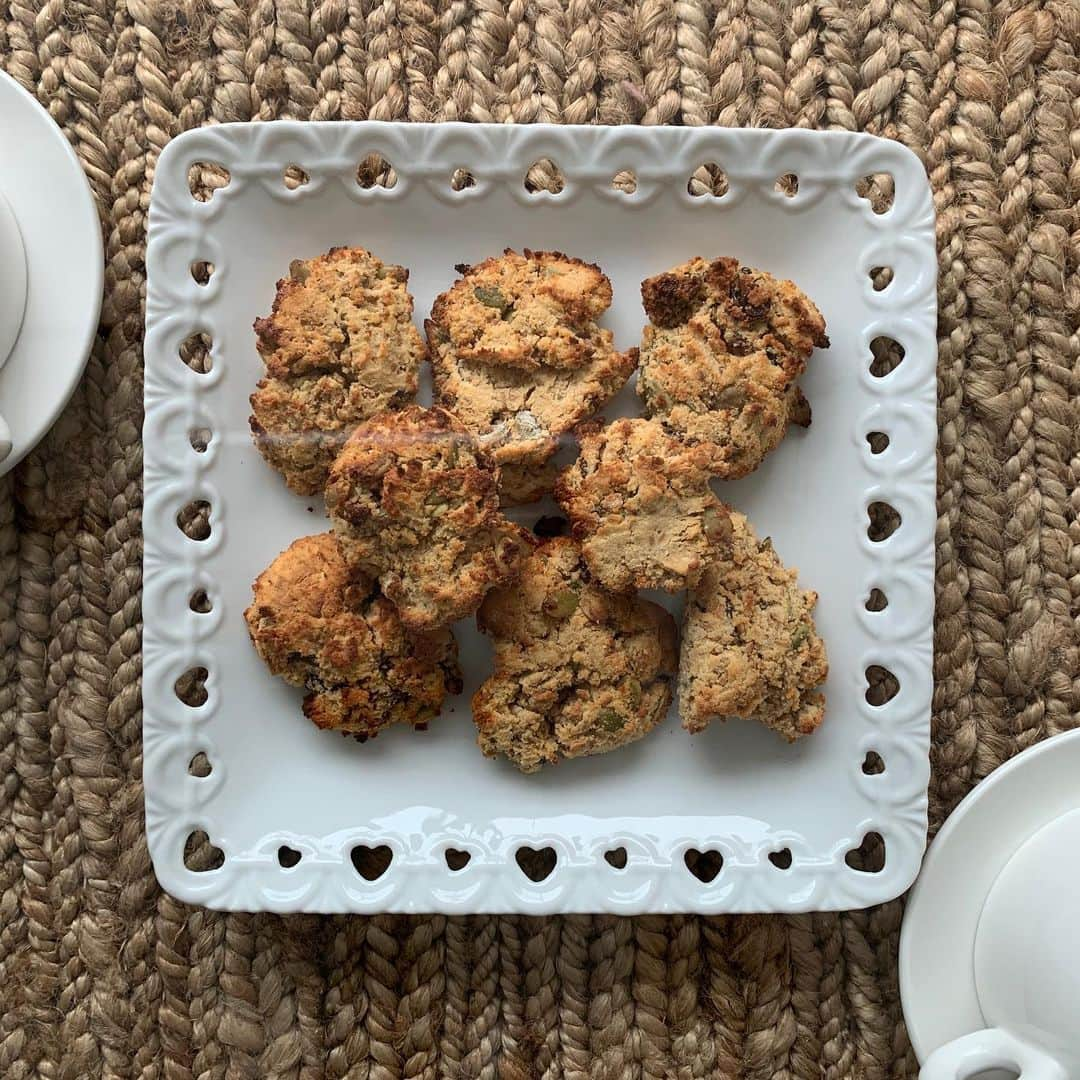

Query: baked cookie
[
  {"left": 245, "top": 533, "right": 461, "bottom": 737},
  {"left": 473, "top": 538, "right": 678, "bottom": 772},
  {"left": 679, "top": 512, "right": 828, "bottom": 740},
  {"left": 637, "top": 256, "right": 828, "bottom": 478},
  {"left": 427, "top": 249, "right": 638, "bottom": 500},
  {"left": 325, "top": 406, "right": 530, "bottom": 630},
  {"left": 497, "top": 455, "right": 564, "bottom": 508},
  {"left": 250, "top": 247, "right": 425, "bottom": 494},
  {"left": 555, "top": 418, "right": 732, "bottom": 593}
]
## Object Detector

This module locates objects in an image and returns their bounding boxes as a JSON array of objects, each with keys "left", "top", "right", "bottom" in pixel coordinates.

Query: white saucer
[
  {"left": 0, "top": 70, "right": 103, "bottom": 474},
  {"left": 900, "top": 728, "right": 1080, "bottom": 1062},
  {"left": 974, "top": 808, "right": 1080, "bottom": 1044},
  {"left": 0, "top": 187, "right": 27, "bottom": 371}
]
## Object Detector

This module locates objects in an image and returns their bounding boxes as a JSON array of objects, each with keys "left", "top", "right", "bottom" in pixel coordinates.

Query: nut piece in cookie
[
  {"left": 679, "top": 512, "right": 828, "bottom": 740},
  {"left": 427, "top": 249, "right": 638, "bottom": 498},
  {"left": 325, "top": 406, "right": 531, "bottom": 631},
  {"left": 244, "top": 533, "right": 462, "bottom": 737},
  {"left": 473, "top": 538, "right": 678, "bottom": 773},
  {"left": 555, "top": 418, "right": 732, "bottom": 593},
  {"left": 250, "top": 247, "right": 425, "bottom": 494},
  {"left": 637, "top": 256, "right": 828, "bottom": 478}
]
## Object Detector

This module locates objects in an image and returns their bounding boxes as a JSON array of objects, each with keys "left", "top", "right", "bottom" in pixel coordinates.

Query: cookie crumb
[{"left": 533, "top": 515, "right": 569, "bottom": 539}]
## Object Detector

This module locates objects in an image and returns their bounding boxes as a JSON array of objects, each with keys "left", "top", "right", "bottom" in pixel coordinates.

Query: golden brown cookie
[
  {"left": 497, "top": 455, "right": 563, "bottom": 507},
  {"left": 555, "top": 418, "right": 732, "bottom": 593},
  {"left": 473, "top": 538, "right": 678, "bottom": 772},
  {"left": 244, "top": 533, "right": 462, "bottom": 737},
  {"left": 637, "top": 256, "right": 828, "bottom": 478},
  {"left": 431, "top": 247, "right": 615, "bottom": 371},
  {"left": 427, "top": 249, "right": 637, "bottom": 499},
  {"left": 249, "top": 247, "right": 425, "bottom": 494},
  {"left": 325, "top": 406, "right": 530, "bottom": 630},
  {"left": 679, "top": 512, "right": 828, "bottom": 740}
]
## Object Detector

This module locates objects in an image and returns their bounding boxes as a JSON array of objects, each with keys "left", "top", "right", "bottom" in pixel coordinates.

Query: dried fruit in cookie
[
  {"left": 325, "top": 406, "right": 531, "bottom": 630},
  {"left": 679, "top": 512, "right": 828, "bottom": 740},
  {"left": 244, "top": 533, "right": 461, "bottom": 737},
  {"left": 249, "top": 247, "right": 425, "bottom": 494},
  {"left": 555, "top": 418, "right": 732, "bottom": 593},
  {"left": 427, "top": 249, "right": 637, "bottom": 497},
  {"left": 473, "top": 538, "right": 678, "bottom": 772},
  {"left": 637, "top": 256, "right": 828, "bottom": 478}
]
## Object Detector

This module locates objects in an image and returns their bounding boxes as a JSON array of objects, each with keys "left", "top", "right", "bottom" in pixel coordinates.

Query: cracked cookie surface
[
  {"left": 473, "top": 538, "right": 678, "bottom": 772},
  {"left": 249, "top": 247, "right": 425, "bottom": 494},
  {"left": 427, "top": 249, "right": 637, "bottom": 499},
  {"left": 497, "top": 455, "right": 564, "bottom": 507},
  {"left": 556, "top": 418, "right": 732, "bottom": 593},
  {"left": 679, "top": 512, "right": 828, "bottom": 740},
  {"left": 325, "top": 406, "right": 530, "bottom": 630},
  {"left": 637, "top": 256, "right": 828, "bottom": 478},
  {"left": 244, "top": 533, "right": 462, "bottom": 737}
]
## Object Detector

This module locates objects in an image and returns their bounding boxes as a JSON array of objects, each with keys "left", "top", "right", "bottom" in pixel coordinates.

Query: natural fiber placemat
[{"left": 1, "top": 1, "right": 1076, "bottom": 1076}]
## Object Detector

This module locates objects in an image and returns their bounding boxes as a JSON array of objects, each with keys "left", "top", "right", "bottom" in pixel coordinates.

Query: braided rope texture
[{"left": 1, "top": 0, "right": 1078, "bottom": 1074}]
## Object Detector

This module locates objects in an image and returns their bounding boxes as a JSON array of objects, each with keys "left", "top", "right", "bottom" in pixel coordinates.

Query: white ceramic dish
[
  {"left": 0, "top": 70, "right": 103, "bottom": 472},
  {"left": 901, "top": 728, "right": 1080, "bottom": 1070},
  {"left": 0, "top": 188, "right": 27, "bottom": 374},
  {"left": 143, "top": 123, "right": 936, "bottom": 914}
]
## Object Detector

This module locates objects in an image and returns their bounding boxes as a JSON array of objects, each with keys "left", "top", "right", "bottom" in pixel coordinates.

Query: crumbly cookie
[
  {"left": 244, "top": 533, "right": 462, "bottom": 737},
  {"left": 250, "top": 247, "right": 425, "bottom": 494},
  {"left": 679, "top": 512, "right": 828, "bottom": 740},
  {"left": 325, "top": 406, "right": 530, "bottom": 630},
  {"left": 637, "top": 256, "right": 828, "bottom": 478},
  {"left": 473, "top": 538, "right": 678, "bottom": 772},
  {"left": 431, "top": 248, "right": 615, "bottom": 372},
  {"left": 498, "top": 454, "right": 563, "bottom": 507},
  {"left": 555, "top": 418, "right": 732, "bottom": 593},
  {"left": 427, "top": 249, "right": 638, "bottom": 488}
]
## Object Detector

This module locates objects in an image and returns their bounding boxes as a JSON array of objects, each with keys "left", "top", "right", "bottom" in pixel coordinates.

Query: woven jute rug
[{"left": 1, "top": 1, "right": 1077, "bottom": 1076}]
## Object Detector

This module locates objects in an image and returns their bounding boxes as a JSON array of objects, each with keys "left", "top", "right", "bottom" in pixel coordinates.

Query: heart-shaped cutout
[
  {"left": 445, "top": 848, "right": 471, "bottom": 872},
  {"left": 684, "top": 848, "right": 723, "bottom": 883},
  {"left": 515, "top": 845, "right": 557, "bottom": 882},
  {"left": 184, "top": 829, "right": 224, "bottom": 872},
  {"left": 351, "top": 844, "right": 393, "bottom": 881}
]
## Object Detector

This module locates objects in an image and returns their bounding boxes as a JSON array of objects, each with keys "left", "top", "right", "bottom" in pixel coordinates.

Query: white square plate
[{"left": 143, "top": 123, "right": 936, "bottom": 914}]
